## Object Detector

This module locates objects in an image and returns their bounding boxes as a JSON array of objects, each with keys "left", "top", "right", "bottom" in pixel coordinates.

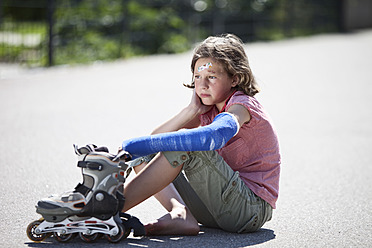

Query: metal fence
[{"left": 0, "top": 0, "right": 348, "bottom": 67}]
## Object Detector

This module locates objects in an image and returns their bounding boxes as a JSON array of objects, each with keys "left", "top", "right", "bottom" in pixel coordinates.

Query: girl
[{"left": 121, "top": 34, "right": 280, "bottom": 235}]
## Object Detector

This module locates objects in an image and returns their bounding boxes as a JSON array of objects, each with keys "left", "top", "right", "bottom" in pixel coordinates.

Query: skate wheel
[
  {"left": 105, "top": 223, "right": 129, "bottom": 243},
  {"left": 53, "top": 232, "right": 76, "bottom": 242},
  {"left": 26, "top": 220, "right": 50, "bottom": 242},
  {"left": 79, "top": 232, "right": 100, "bottom": 242},
  {"left": 122, "top": 226, "right": 131, "bottom": 240}
]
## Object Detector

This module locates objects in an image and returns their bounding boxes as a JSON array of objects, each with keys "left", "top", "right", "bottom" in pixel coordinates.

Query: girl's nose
[{"left": 199, "top": 78, "right": 208, "bottom": 89}]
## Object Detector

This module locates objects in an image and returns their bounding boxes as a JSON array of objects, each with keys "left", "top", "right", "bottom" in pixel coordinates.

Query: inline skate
[{"left": 26, "top": 144, "right": 144, "bottom": 243}]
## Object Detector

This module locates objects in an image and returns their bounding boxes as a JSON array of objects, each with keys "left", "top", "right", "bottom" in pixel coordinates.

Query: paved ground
[{"left": 1, "top": 29, "right": 371, "bottom": 247}]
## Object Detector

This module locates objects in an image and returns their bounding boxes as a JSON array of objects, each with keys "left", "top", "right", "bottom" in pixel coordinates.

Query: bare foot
[{"left": 145, "top": 206, "right": 200, "bottom": 236}]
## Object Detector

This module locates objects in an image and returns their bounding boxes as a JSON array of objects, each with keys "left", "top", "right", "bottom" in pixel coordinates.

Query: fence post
[
  {"left": 0, "top": 0, "right": 3, "bottom": 24},
  {"left": 47, "top": 0, "right": 54, "bottom": 66},
  {"left": 120, "top": 0, "right": 129, "bottom": 56}
]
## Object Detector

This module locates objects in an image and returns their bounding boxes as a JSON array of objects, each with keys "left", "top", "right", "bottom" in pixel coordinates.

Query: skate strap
[
  {"left": 124, "top": 167, "right": 133, "bottom": 179},
  {"left": 77, "top": 161, "right": 103, "bottom": 171},
  {"left": 120, "top": 213, "right": 146, "bottom": 237},
  {"left": 113, "top": 149, "right": 132, "bottom": 162},
  {"left": 74, "top": 144, "right": 109, "bottom": 155},
  {"left": 74, "top": 183, "right": 90, "bottom": 195},
  {"left": 74, "top": 144, "right": 95, "bottom": 155}
]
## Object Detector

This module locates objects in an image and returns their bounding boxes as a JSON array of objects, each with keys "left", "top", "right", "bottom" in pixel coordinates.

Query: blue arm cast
[{"left": 122, "top": 112, "right": 240, "bottom": 159}]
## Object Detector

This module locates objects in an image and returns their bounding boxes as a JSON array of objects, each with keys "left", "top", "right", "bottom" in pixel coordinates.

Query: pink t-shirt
[{"left": 200, "top": 91, "right": 281, "bottom": 208}]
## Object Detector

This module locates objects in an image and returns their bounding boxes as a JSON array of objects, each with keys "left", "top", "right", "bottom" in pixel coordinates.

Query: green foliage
[
  {"left": 1, "top": 0, "right": 341, "bottom": 66},
  {"left": 0, "top": 20, "right": 47, "bottom": 65},
  {"left": 49, "top": 0, "right": 192, "bottom": 65}
]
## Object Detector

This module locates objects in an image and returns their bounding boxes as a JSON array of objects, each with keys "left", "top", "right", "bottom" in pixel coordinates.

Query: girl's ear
[{"left": 231, "top": 75, "right": 239, "bottom": 87}]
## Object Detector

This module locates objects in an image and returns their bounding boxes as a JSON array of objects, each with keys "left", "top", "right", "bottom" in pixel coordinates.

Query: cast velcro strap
[{"left": 122, "top": 112, "right": 240, "bottom": 159}]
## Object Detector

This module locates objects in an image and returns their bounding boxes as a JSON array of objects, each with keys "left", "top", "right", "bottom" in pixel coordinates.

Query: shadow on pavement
[{"left": 129, "top": 227, "right": 276, "bottom": 247}]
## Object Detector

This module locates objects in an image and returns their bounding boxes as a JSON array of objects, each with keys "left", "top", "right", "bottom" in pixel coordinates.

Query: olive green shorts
[{"left": 130, "top": 150, "right": 273, "bottom": 233}]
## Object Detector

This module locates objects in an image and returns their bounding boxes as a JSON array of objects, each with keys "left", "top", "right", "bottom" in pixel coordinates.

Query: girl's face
[{"left": 194, "top": 58, "right": 237, "bottom": 111}]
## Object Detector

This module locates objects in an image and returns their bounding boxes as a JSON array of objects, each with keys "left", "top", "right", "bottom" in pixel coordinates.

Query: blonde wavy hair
[{"left": 185, "top": 34, "right": 259, "bottom": 97}]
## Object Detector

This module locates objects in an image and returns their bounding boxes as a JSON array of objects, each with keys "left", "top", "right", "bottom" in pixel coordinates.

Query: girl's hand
[
  {"left": 189, "top": 89, "right": 212, "bottom": 115},
  {"left": 151, "top": 90, "right": 211, "bottom": 134}
]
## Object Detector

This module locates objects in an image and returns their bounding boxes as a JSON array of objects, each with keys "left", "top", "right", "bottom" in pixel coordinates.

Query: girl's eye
[
  {"left": 194, "top": 75, "right": 200, "bottom": 79},
  {"left": 209, "top": 76, "right": 216, "bottom": 79}
]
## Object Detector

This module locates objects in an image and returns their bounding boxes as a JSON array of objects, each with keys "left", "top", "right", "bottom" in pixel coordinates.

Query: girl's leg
[
  {"left": 123, "top": 153, "right": 199, "bottom": 235},
  {"left": 178, "top": 150, "right": 271, "bottom": 233},
  {"left": 173, "top": 173, "right": 219, "bottom": 228}
]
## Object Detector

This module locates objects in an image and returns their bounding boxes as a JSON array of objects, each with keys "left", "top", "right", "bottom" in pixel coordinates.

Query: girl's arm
[
  {"left": 151, "top": 107, "right": 200, "bottom": 135},
  {"left": 121, "top": 93, "right": 251, "bottom": 159},
  {"left": 226, "top": 104, "right": 251, "bottom": 127},
  {"left": 122, "top": 112, "right": 240, "bottom": 159},
  {"left": 151, "top": 90, "right": 212, "bottom": 134}
]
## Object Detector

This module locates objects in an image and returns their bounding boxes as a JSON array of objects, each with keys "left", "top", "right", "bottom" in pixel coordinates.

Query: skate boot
[{"left": 26, "top": 144, "right": 144, "bottom": 243}]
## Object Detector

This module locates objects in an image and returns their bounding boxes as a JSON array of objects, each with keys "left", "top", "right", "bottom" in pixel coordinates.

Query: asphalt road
[{"left": 1, "top": 29, "right": 371, "bottom": 247}]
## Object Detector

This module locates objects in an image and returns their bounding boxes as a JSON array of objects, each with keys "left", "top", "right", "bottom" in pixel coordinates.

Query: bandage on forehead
[
  {"left": 198, "top": 62, "right": 212, "bottom": 72},
  {"left": 122, "top": 112, "right": 240, "bottom": 159}
]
